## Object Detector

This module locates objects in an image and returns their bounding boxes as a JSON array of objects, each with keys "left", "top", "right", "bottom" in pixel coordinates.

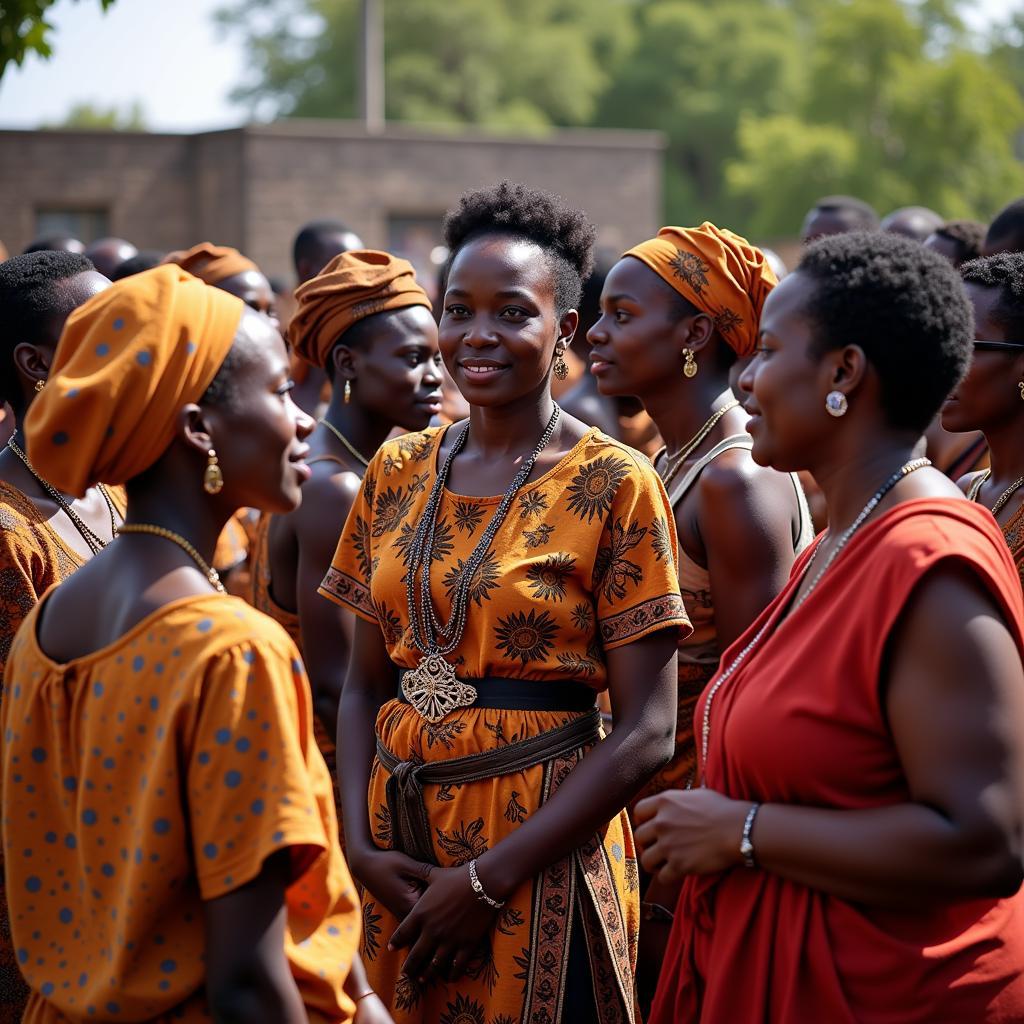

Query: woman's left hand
[
  {"left": 633, "top": 787, "right": 751, "bottom": 883},
  {"left": 386, "top": 864, "right": 501, "bottom": 983}
]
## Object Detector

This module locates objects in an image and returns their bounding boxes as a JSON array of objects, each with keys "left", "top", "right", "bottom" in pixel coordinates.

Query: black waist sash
[
  {"left": 377, "top": 696, "right": 602, "bottom": 864},
  {"left": 397, "top": 671, "right": 597, "bottom": 712}
]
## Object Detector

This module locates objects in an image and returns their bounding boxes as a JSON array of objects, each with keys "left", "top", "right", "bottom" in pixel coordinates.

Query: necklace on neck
[
  {"left": 659, "top": 400, "right": 739, "bottom": 488},
  {"left": 319, "top": 418, "right": 372, "bottom": 467},
  {"left": 696, "top": 456, "right": 931, "bottom": 787},
  {"left": 966, "top": 468, "right": 1024, "bottom": 517},
  {"left": 403, "top": 404, "right": 562, "bottom": 722},
  {"left": 6, "top": 437, "right": 119, "bottom": 555},
  {"left": 116, "top": 523, "right": 225, "bottom": 593}
]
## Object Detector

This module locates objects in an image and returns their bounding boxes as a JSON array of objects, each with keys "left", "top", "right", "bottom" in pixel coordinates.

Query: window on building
[{"left": 35, "top": 208, "right": 109, "bottom": 244}]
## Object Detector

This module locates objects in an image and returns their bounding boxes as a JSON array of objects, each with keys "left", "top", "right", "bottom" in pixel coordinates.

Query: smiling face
[
  {"left": 738, "top": 272, "right": 838, "bottom": 472},
  {"left": 941, "top": 282, "right": 1024, "bottom": 435},
  {"left": 438, "top": 234, "right": 575, "bottom": 410},
  {"left": 202, "top": 309, "right": 314, "bottom": 514},
  {"left": 586, "top": 256, "right": 693, "bottom": 398},
  {"left": 344, "top": 305, "right": 444, "bottom": 431}
]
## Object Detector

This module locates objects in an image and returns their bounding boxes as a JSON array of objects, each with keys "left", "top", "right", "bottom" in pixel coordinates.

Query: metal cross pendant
[{"left": 402, "top": 653, "right": 478, "bottom": 723}]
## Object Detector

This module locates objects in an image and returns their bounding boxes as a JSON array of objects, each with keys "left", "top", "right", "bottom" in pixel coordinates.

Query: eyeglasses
[{"left": 973, "top": 340, "right": 1024, "bottom": 352}]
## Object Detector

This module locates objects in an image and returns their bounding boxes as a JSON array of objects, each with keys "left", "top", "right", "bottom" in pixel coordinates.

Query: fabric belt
[
  {"left": 396, "top": 671, "right": 597, "bottom": 712},
  {"left": 377, "top": 706, "right": 602, "bottom": 864}
]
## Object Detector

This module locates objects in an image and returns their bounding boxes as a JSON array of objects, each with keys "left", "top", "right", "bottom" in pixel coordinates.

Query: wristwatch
[{"left": 740, "top": 802, "right": 760, "bottom": 868}]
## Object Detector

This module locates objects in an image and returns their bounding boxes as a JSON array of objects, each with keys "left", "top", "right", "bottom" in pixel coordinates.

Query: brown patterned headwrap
[{"left": 162, "top": 241, "right": 260, "bottom": 286}]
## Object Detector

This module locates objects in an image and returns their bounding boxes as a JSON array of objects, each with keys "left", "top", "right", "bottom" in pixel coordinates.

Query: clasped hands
[{"left": 351, "top": 848, "right": 502, "bottom": 985}]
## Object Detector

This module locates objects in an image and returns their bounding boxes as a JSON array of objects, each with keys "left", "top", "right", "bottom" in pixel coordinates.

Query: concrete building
[{"left": 0, "top": 120, "right": 664, "bottom": 286}]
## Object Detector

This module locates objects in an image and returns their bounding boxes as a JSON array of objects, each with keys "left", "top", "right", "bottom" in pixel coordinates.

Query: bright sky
[{"left": 0, "top": 0, "right": 1018, "bottom": 133}]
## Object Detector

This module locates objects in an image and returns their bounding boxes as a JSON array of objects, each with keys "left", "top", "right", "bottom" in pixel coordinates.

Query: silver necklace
[
  {"left": 403, "top": 404, "right": 562, "bottom": 722},
  {"left": 697, "top": 457, "right": 931, "bottom": 785}
]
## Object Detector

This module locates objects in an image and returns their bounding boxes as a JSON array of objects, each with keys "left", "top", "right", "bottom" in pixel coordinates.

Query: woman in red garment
[{"left": 637, "top": 231, "right": 1024, "bottom": 1023}]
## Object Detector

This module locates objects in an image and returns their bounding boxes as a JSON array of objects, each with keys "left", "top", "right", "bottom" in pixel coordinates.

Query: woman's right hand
[{"left": 350, "top": 848, "right": 433, "bottom": 920}]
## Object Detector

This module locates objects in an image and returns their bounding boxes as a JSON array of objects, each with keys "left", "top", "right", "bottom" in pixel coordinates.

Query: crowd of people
[{"left": 0, "top": 182, "right": 1021, "bottom": 1023}]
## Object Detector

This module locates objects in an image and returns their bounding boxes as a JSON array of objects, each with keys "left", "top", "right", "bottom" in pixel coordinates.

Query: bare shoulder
[
  {"left": 291, "top": 462, "right": 364, "bottom": 540},
  {"left": 954, "top": 468, "right": 987, "bottom": 498},
  {"left": 698, "top": 446, "right": 793, "bottom": 508}
]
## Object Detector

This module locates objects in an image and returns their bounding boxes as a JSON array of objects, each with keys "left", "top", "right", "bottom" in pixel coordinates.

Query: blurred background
[{"left": 0, "top": 0, "right": 1021, "bottom": 287}]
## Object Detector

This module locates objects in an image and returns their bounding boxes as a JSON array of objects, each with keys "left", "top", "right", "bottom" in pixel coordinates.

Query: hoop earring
[
  {"left": 344, "top": 380, "right": 352, "bottom": 404},
  {"left": 825, "top": 390, "right": 848, "bottom": 417},
  {"left": 203, "top": 449, "right": 224, "bottom": 494},
  {"left": 553, "top": 345, "right": 569, "bottom": 381},
  {"left": 34, "top": 379, "right": 45, "bottom": 393},
  {"left": 682, "top": 348, "right": 698, "bottom": 379}
]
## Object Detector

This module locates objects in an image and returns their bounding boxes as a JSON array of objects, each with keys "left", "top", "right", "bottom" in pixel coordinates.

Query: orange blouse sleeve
[
  {"left": 187, "top": 637, "right": 334, "bottom": 900},
  {"left": 594, "top": 456, "right": 692, "bottom": 651},
  {"left": 318, "top": 467, "right": 378, "bottom": 623}
]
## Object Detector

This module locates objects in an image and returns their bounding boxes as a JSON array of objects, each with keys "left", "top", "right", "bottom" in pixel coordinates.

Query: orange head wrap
[
  {"left": 287, "top": 249, "right": 431, "bottom": 368},
  {"left": 162, "top": 241, "right": 260, "bottom": 286},
  {"left": 25, "top": 265, "right": 243, "bottom": 497},
  {"left": 624, "top": 222, "right": 778, "bottom": 358}
]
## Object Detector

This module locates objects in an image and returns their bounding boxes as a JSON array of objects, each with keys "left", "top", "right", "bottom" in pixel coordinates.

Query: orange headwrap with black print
[
  {"left": 624, "top": 222, "right": 777, "bottom": 358},
  {"left": 163, "top": 241, "right": 260, "bottom": 286},
  {"left": 287, "top": 250, "right": 431, "bottom": 368},
  {"left": 25, "top": 265, "right": 243, "bottom": 496}
]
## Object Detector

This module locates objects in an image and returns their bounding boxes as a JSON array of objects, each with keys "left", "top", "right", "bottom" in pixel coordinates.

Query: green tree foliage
[
  {"left": 0, "top": 0, "right": 115, "bottom": 81},
  {"left": 220, "top": 0, "right": 1024, "bottom": 235},
  {"left": 43, "top": 100, "right": 147, "bottom": 130},
  {"left": 217, "top": 0, "right": 634, "bottom": 129}
]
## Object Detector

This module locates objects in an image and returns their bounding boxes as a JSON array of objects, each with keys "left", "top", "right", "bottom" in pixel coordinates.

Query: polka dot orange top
[{"left": 0, "top": 593, "right": 359, "bottom": 1023}]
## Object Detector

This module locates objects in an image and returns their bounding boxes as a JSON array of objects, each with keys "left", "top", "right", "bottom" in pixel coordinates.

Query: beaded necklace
[
  {"left": 696, "top": 457, "right": 931, "bottom": 785},
  {"left": 403, "top": 404, "right": 562, "bottom": 722}
]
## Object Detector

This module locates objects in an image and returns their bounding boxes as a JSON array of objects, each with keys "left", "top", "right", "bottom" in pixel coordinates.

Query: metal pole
[{"left": 359, "top": 0, "right": 384, "bottom": 133}]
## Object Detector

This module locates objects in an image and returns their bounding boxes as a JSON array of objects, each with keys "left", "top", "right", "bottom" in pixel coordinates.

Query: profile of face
[
  {"left": 217, "top": 270, "right": 280, "bottom": 331},
  {"left": 738, "top": 272, "right": 839, "bottom": 472},
  {"left": 341, "top": 305, "right": 443, "bottom": 431},
  {"left": 438, "top": 235, "right": 576, "bottom": 409},
  {"left": 941, "top": 283, "right": 1024, "bottom": 434},
  {"left": 199, "top": 309, "right": 314, "bottom": 515},
  {"left": 587, "top": 256, "right": 694, "bottom": 397}
]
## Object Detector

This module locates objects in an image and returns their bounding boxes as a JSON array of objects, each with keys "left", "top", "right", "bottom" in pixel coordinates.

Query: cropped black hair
[
  {"left": 293, "top": 219, "right": 357, "bottom": 278},
  {"left": 22, "top": 235, "right": 84, "bottom": 255},
  {"left": 0, "top": 251, "right": 95, "bottom": 411},
  {"left": 934, "top": 220, "right": 986, "bottom": 266},
  {"left": 984, "top": 198, "right": 1024, "bottom": 254},
  {"left": 443, "top": 181, "right": 596, "bottom": 315},
  {"left": 797, "top": 231, "right": 972, "bottom": 433},
  {"left": 111, "top": 250, "right": 164, "bottom": 281},
  {"left": 960, "top": 252, "right": 1024, "bottom": 340},
  {"left": 809, "top": 195, "right": 880, "bottom": 232}
]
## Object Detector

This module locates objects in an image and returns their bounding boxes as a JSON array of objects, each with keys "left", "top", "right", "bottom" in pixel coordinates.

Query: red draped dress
[{"left": 651, "top": 498, "right": 1024, "bottom": 1023}]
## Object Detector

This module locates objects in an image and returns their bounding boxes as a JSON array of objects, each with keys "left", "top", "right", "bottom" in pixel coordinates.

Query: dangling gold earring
[
  {"left": 344, "top": 380, "right": 352, "bottom": 404},
  {"left": 34, "top": 379, "right": 45, "bottom": 393},
  {"left": 553, "top": 344, "right": 569, "bottom": 381},
  {"left": 682, "top": 348, "right": 698, "bottom": 378},
  {"left": 203, "top": 449, "right": 224, "bottom": 495},
  {"left": 1019, "top": 381, "right": 1024, "bottom": 401}
]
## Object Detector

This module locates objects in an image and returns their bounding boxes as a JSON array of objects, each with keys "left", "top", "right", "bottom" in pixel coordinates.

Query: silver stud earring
[{"left": 825, "top": 390, "right": 848, "bottom": 417}]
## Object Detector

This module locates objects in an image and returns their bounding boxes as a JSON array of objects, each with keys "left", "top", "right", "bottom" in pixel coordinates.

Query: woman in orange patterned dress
[
  {"left": 320, "top": 183, "right": 689, "bottom": 1024},
  {"left": 942, "top": 252, "right": 1024, "bottom": 585},
  {"left": 251, "top": 250, "right": 442, "bottom": 791},
  {"left": 3, "top": 266, "right": 388, "bottom": 1023},
  {"left": 0, "top": 251, "right": 121, "bottom": 1022}
]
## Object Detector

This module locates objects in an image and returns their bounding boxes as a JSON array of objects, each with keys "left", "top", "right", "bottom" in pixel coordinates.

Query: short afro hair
[
  {"left": 808, "top": 195, "right": 880, "bottom": 232},
  {"left": 797, "top": 231, "right": 972, "bottom": 433},
  {"left": 933, "top": 220, "right": 986, "bottom": 266},
  {"left": 984, "top": 198, "right": 1024, "bottom": 255},
  {"left": 960, "top": 252, "right": 1024, "bottom": 340},
  {"left": 292, "top": 219, "right": 359, "bottom": 279},
  {"left": 443, "top": 181, "right": 596, "bottom": 315},
  {"left": 111, "top": 250, "right": 165, "bottom": 281},
  {"left": 0, "top": 250, "right": 95, "bottom": 411}
]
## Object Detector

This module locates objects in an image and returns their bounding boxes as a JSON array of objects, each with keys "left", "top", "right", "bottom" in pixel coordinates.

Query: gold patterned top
[{"left": 320, "top": 426, "right": 691, "bottom": 687}]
